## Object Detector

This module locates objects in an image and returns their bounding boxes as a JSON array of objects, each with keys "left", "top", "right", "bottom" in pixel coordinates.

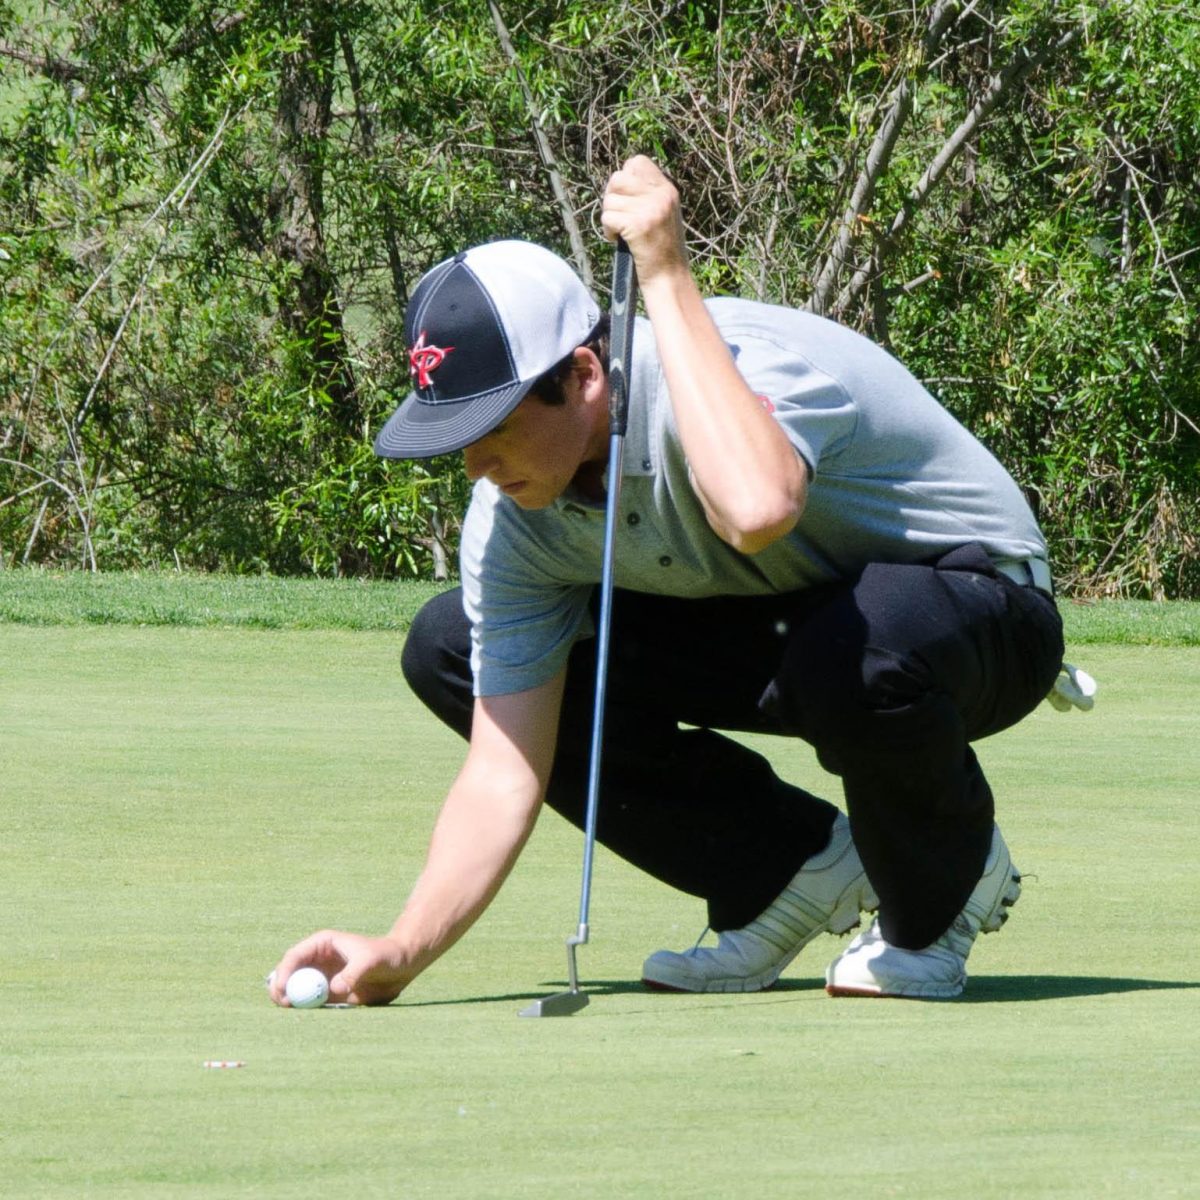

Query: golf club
[{"left": 519, "top": 239, "right": 638, "bottom": 1018}]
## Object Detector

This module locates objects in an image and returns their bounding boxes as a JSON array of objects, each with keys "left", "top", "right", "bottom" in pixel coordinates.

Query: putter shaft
[{"left": 519, "top": 240, "right": 637, "bottom": 1019}]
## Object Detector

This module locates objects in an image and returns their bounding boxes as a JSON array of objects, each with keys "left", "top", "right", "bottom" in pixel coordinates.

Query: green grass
[
  {"left": 0, "top": 569, "right": 449, "bottom": 630},
  {"left": 1, "top": 619, "right": 1197, "bottom": 1198},
  {"left": 2, "top": 568, "right": 1199, "bottom": 643}
]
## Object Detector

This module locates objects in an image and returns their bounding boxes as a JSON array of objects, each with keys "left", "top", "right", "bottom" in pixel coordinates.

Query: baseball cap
[{"left": 373, "top": 240, "right": 601, "bottom": 459}]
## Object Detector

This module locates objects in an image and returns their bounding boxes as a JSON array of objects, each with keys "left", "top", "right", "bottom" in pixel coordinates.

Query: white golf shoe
[
  {"left": 824, "top": 825, "right": 1021, "bottom": 999},
  {"left": 642, "top": 812, "right": 878, "bottom": 993}
]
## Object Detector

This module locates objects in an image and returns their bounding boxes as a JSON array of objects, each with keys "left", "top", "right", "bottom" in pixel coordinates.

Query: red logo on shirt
[
  {"left": 757, "top": 394, "right": 776, "bottom": 414},
  {"left": 409, "top": 332, "right": 454, "bottom": 389}
]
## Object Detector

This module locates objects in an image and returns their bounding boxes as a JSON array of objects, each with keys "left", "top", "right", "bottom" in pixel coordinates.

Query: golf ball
[{"left": 285, "top": 966, "right": 329, "bottom": 1009}]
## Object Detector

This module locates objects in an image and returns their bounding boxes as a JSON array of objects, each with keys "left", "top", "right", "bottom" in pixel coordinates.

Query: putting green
[{"left": 1, "top": 627, "right": 1196, "bottom": 1197}]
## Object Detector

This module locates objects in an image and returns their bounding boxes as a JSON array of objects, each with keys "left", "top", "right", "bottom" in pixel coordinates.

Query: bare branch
[
  {"left": 0, "top": 476, "right": 53, "bottom": 510},
  {"left": 339, "top": 29, "right": 409, "bottom": 309},
  {"left": 806, "top": 0, "right": 963, "bottom": 315},
  {"left": 0, "top": 41, "right": 86, "bottom": 83},
  {"left": 8, "top": 103, "right": 240, "bottom": 569},
  {"left": 833, "top": 23, "right": 1085, "bottom": 315},
  {"left": 1, "top": 456, "right": 96, "bottom": 570},
  {"left": 900, "top": 267, "right": 942, "bottom": 293},
  {"left": 0, "top": 13, "right": 246, "bottom": 87},
  {"left": 1103, "top": 133, "right": 1187, "bottom": 305},
  {"left": 806, "top": 67, "right": 914, "bottom": 315},
  {"left": 155, "top": 11, "right": 247, "bottom": 69},
  {"left": 20, "top": 103, "right": 240, "bottom": 445},
  {"left": 487, "top": 0, "right": 595, "bottom": 289}
]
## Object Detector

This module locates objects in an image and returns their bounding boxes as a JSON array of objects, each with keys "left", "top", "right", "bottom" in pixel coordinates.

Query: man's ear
[{"left": 571, "top": 346, "right": 606, "bottom": 395}]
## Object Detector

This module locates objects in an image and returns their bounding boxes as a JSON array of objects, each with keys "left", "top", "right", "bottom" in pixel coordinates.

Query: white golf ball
[{"left": 285, "top": 966, "right": 329, "bottom": 1009}]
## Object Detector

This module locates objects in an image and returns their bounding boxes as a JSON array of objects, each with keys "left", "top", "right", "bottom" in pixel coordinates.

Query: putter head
[
  {"left": 519, "top": 927, "right": 590, "bottom": 1017},
  {"left": 517, "top": 990, "right": 589, "bottom": 1018}
]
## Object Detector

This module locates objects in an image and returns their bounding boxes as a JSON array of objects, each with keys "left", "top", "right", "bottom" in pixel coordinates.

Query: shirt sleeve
[
  {"left": 718, "top": 319, "right": 859, "bottom": 476},
  {"left": 459, "top": 485, "right": 594, "bottom": 697}
]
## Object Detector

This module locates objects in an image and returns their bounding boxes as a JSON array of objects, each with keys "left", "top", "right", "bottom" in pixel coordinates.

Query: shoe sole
[
  {"left": 824, "top": 984, "right": 963, "bottom": 999},
  {"left": 642, "top": 877, "right": 879, "bottom": 994},
  {"left": 824, "top": 862, "right": 1021, "bottom": 1000},
  {"left": 824, "top": 973, "right": 966, "bottom": 999}
]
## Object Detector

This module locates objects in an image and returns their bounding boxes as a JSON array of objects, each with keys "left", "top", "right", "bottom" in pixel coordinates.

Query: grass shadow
[
  {"left": 393, "top": 974, "right": 1199, "bottom": 1009},
  {"left": 399, "top": 978, "right": 664, "bottom": 1008},
  {"left": 399, "top": 976, "right": 828, "bottom": 1009},
  {"left": 958, "top": 975, "right": 1200, "bottom": 1003}
]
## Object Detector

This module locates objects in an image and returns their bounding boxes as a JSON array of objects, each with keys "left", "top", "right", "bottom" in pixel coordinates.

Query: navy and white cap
[{"left": 374, "top": 240, "right": 600, "bottom": 459}]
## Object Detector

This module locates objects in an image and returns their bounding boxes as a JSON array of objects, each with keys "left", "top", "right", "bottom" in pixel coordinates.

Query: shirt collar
[
  {"left": 556, "top": 317, "right": 657, "bottom": 513},
  {"left": 621, "top": 317, "right": 657, "bottom": 478}
]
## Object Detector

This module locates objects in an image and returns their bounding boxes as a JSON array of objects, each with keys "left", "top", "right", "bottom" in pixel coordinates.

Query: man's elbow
[
  {"left": 726, "top": 509, "right": 801, "bottom": 555},
  {"left": 714, "top": 492, "right": 804, "bottom": 555}
]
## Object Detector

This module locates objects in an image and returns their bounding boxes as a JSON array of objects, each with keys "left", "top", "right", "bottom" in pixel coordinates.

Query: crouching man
[{"left": 269, "top": 157, "right": 1063, "bottom": 1007}]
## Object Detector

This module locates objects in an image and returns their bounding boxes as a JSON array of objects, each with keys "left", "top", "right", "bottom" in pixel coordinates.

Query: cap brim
[{"left": 373, "top": 380, "right": 533, "bottom": 460}]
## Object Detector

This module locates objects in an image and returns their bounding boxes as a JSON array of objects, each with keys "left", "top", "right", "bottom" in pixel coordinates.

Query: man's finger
[
  {"left": 328, "top": 967, "right": 358, "bottom": 1003},
  {"left": 268, "top": 930, "right": 345, "bottom": 1005}
]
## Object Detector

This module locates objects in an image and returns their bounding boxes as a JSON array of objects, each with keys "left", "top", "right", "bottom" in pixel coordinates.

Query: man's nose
[{"left": 463, "top": 441, "right": 493, "bottom": 482}]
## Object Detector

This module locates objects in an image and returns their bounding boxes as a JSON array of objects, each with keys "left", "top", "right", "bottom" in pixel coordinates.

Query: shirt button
[
  {"left": 627, "top": 512, "right": 641, "bottom": 526},
  {"left": 659, "top": 555, "right": 672, "bottom": 567},
  {"left": 642, "top": 458, "right": 652, "bottom": 471}
]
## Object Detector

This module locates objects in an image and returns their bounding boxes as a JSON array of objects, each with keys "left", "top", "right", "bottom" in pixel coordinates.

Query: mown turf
[
  {"left": 0, "top": 569, "right": 448, "bottom": 630},
  {"left": 1, "top": 624, "right": 1196, "bottom": 1198},
  {"left": 1, "top": 568, "right": 1199, "bottom": 643}
]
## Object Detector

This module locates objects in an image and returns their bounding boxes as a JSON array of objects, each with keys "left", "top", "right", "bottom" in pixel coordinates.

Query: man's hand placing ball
[{"left": 268, "top": 930, "right": 409, "bottom": 1007}]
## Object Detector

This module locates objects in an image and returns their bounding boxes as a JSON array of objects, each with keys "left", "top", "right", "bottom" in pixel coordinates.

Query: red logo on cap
[{"left": 409, "top": 331, "right": 454, "bottom": 389}]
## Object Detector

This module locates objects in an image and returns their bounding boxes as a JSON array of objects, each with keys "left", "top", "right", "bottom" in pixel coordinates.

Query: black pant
[{"left": 401, "top": 543, "right": 1064, "bottom": 949}]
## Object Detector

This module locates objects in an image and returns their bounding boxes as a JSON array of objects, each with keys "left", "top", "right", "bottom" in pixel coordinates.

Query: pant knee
[
  {"left": 768, "top": 623, "right": 956, "bottom": 775},
  {"left": 401, "top": 588, "right": 473, "bottom": 738},
  {"left": 401, "top": 589, "right": 458, "bottom": 695}
]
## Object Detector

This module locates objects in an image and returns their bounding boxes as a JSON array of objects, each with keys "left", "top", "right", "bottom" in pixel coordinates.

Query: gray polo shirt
[{"left": 460, "top": 298, "right": 1047, "bottom": 697}]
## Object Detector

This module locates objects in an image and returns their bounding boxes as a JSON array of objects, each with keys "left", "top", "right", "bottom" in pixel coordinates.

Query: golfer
[{"left": 269, "top": 156, "right": 1064, "bottom": 1007}]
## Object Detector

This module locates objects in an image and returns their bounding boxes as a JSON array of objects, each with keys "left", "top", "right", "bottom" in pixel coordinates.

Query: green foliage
[
  {"left": 890, "top": 1, "right": 1199, "bottom": 599},
  {"left": 1, "top": 0, "right": 1196, "bottom": 594}
]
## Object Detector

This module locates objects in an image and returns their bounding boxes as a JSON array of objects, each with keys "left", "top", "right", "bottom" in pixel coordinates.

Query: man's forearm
[
  {"left": 385, "top": 762, "right": 541, "bottom": 985},
  {"left": 603, "top": 156, "right": 806, "bottom": 553},
  {"left": 640, "top": 264, "right": 806, "bottom": 552},
  {"left": 383, "top": 674, "right": 566, "bottom": 990}
]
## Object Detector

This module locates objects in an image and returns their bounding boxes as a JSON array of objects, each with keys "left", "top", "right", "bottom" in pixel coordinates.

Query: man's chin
[{"left": 509, "top": 491, "right": 554, "bottom": 510}]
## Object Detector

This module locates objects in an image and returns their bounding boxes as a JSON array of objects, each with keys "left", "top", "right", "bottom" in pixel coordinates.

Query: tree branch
[
  {"left": 806, "top": 0, "right": 962, "bottom": 315},
  {"left": 487, "top": 0, "right": 595, "bottom": 289},
  {"left": 1, "top": 456, "right": 96, "bottom": 570},
  {"left": 0, "top": 41, "right": 86, "bottom": 83},
  {"left": 834, "top": 23, "right": 1085, "bottom": 316},
  {"left": 0, "top": 13, "right": 247, "bottom": 87},
  {"left": 339, "top": 29, "right": 409, "bottom": 309},
  {"left": 1103, "top": 133, "right": 1187, "bottom": 305},
  {"left": 157, "top": 11, "right": 247, "bottom": 69},
  {"left": 19, "top": 104, "right": 239, "bottom": 455}
]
